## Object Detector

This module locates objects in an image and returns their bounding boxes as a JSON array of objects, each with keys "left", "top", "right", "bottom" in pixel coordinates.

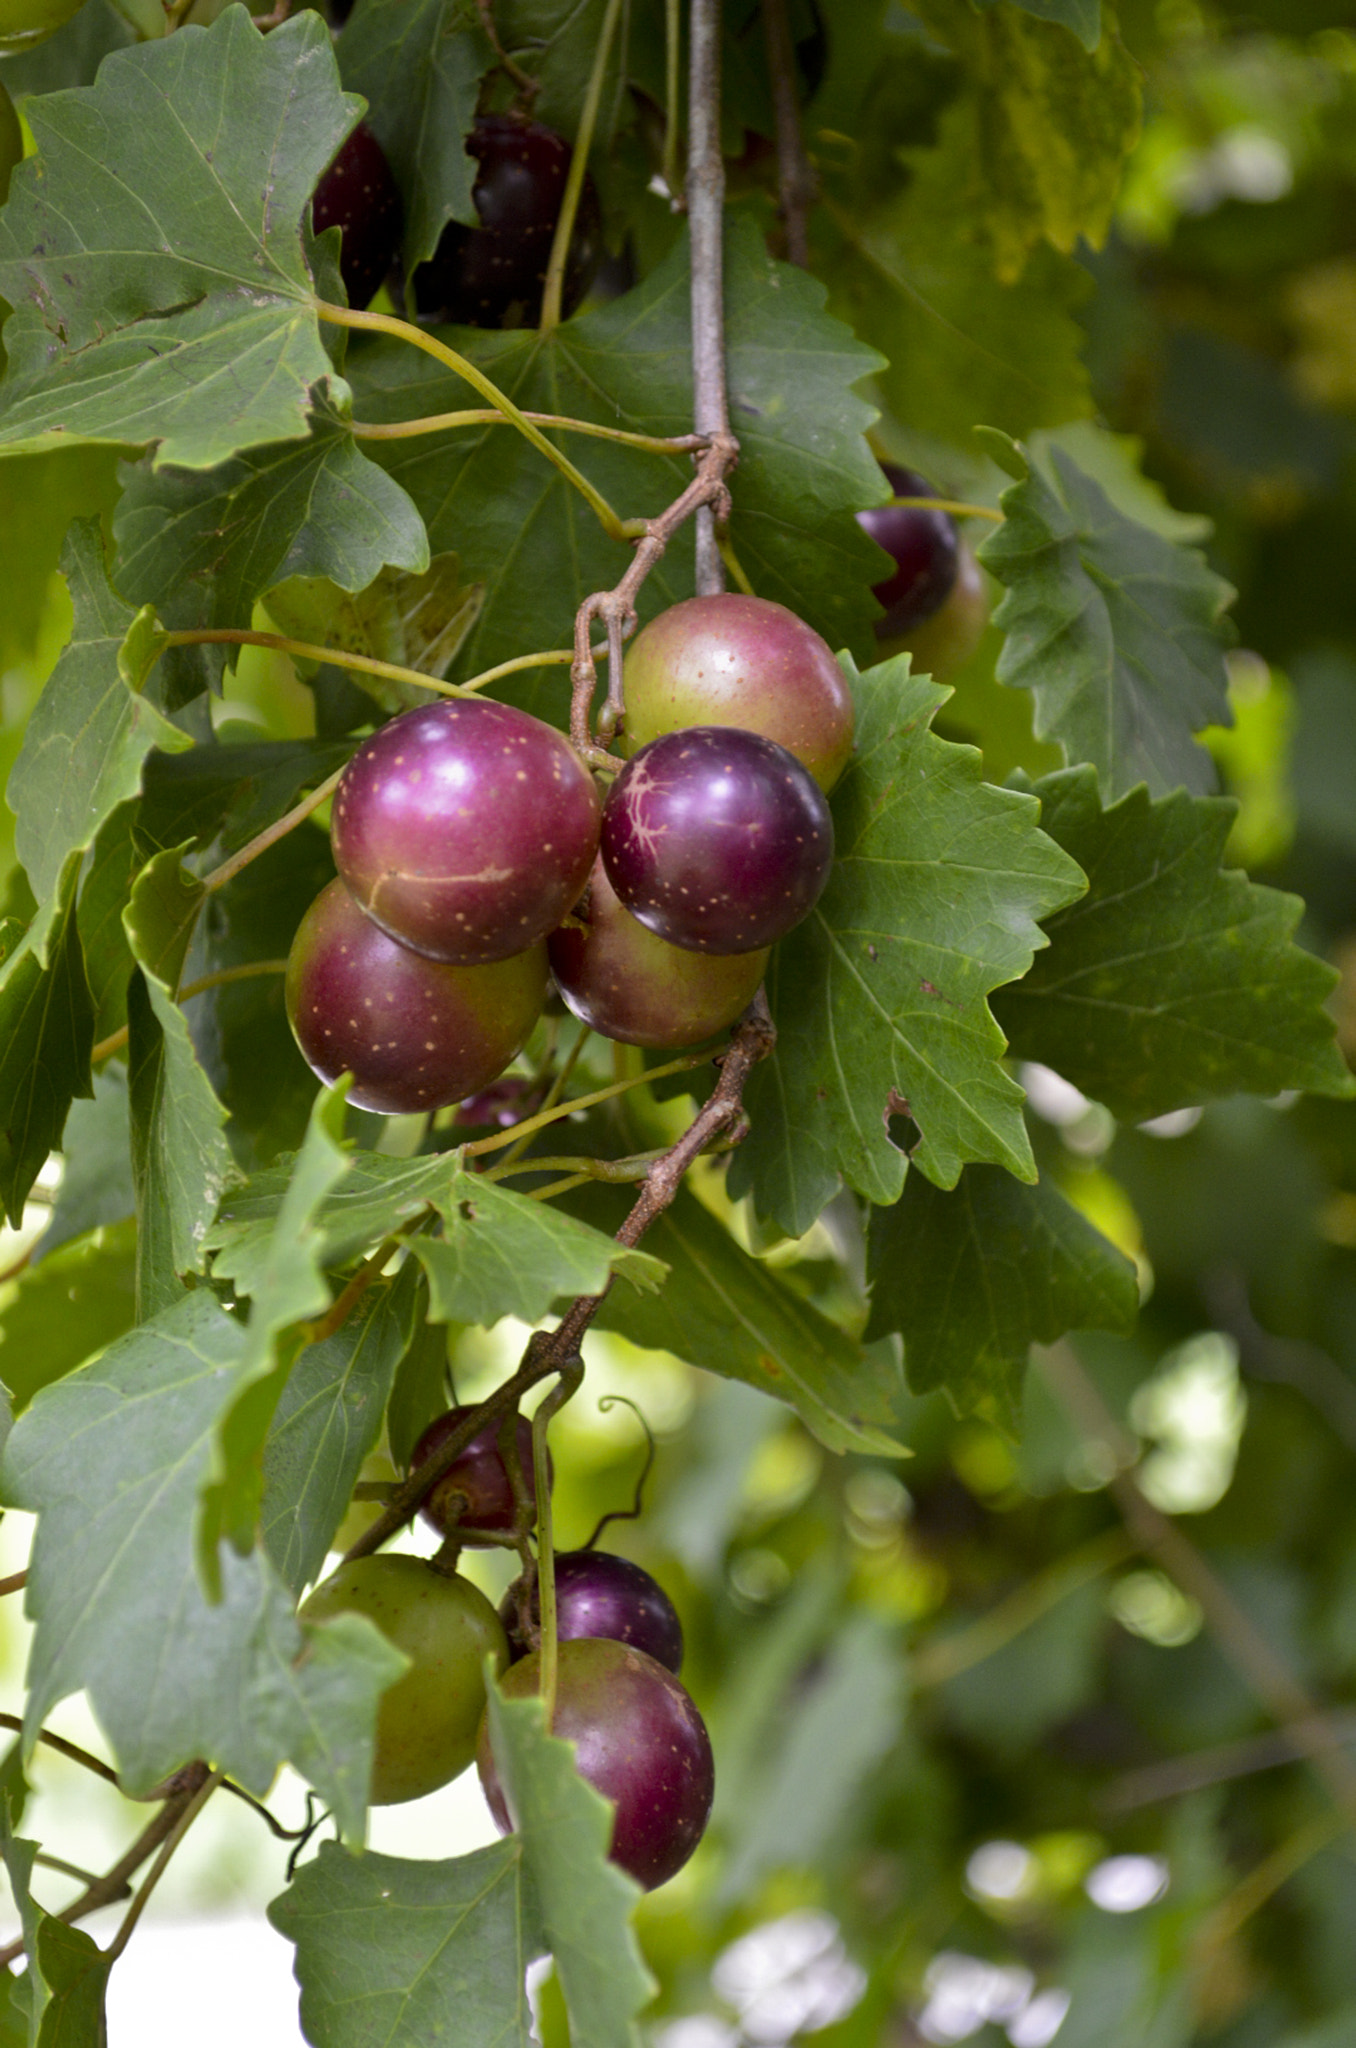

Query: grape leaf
[
  {"left": 123, "top": 848, "right": 237, "bottom": 1318},
  {"left": 37, "top": 1067, "right": 135, "bottom": 1258},
  {"left": 818, "top": 99, "right": 1091, "bottom": 443},
  {"left": 494, "top": 0, "right": 665, "bottom": 146},
  {"left": 915, "top": 0, "right": 1139, "bottom": 282},
  {"left": 577, "top": 1184, "right": 910, "bottom": 1456},
  {"left": 112, "top": 412, "right": 428, "bottom": 636},
  {"left": 262, "top": 1258, "right": 423, "bottom": 1596},
  {"left": 728, "top": 655, "right": 1087, "bottom": 1236},
  {"left": 0, "top": 857, "right": 94, "bottom": 1229},
  {"left": 197, "top": 1086, "right": 353, "bottom": 1592},
  {"left": 7, "top": 522, "right": 190, "bottom": 923},
  {"left": 977, "top": 440, "right": 1235, "bottom": 800},
  {"left": 207, "top": 1147, "right": 665, "bottom": 1326},
  {"left": 865, "top": 1164, "right": 1139, "bottom": 1422},
  {"left": 0, "top": 1220, "right": 137, "bottom": 1417},
  {"left": 0, "top": 10, "right": 358, "bottom": 469},
  {"left": 0, "top": 1821, "right": 110, "bottom": 2048},
  {"left": 270, "top": 1837, "right": 545, "bottom": 2048},
  {"left": 349, "top": 216, "right": 888, "bottom": 698},
  {"left": 136, "top": 738, "right": 351, "bottom": 864},
  {"left": 0, "top": 1290, "right": 406, "bottom": 1837},
  {"left": 484, "top": 1680, "right": 654, "bottom": 2048},
  {"left": 973, "top": 0, "right": 1103, "bottom": 58},
  {"left": 337, "top": 0, "right": 494, "bottom": 272},
  {"left": 992, "top": 768, "right": 1356, "bottom": 1119},
  {"left": 262, "top": 554, "right": 485, "bottom": 714},
  {"left": 186, "top": 825, "right": 335, "bottom": 1169}
]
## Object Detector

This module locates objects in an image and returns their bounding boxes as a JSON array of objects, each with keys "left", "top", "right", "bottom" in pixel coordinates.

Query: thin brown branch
[
  {"left": 1103, "top": 1712, "right": 1356, "bottom": 1815},
  {"left": 687, "top": 0, "right": 733, "bottom": 599},
  {"left": 1036, "top": 1342, "right": 1356, "bottom": 1833},
  {"left": 0, "top": 1762, "right": 212, "bottom": 1969},
  {"left": 475, "top": 0, "right": 539, "bottom": 101},
  {"left": 0, "top": 1572, "right": 25, "bottom": 1600},
  {"left": 0, "top": 1712, "right": 120, "bottom": 1787},
  {"left": 104, "top": 1769, "right": 223, "bottom": 1965},
  {"left": 762, "top": 0, "right": 816, "bottom": 266}
]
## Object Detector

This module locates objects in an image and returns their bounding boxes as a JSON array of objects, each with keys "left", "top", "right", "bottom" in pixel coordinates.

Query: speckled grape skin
[
  {"left": 601, "top": 727, "right": 834, "bottom": 955},
  {"left": 311, "top": 121, "right": 403, "bottom": 312},
  {"left": 549, "top": 857, "right": 767, "bottom": 1047},
  {"left": 411, "top": 1409, "right": 545, "bottom": 1544},
  {"left": 301, "top": 1557, "right": 507, "bottom": 1805},
  {"left": 621, "top": 595, "right": 854, "bottom": 792},
  {"left": 331, "top": 699, "right": 601, "bottom": 965},
  {"left": 500, "top": 1550, "right": 685, "bottom": 1673},
  {"left": 477, "top": 1639, "right": 713, "bottom": 1889},
  {"left": 286, "top": 879, "right": 546, "bottom": 1115},
  {"left": 857, "top": 463, "right": 960, "bottom": 637}
]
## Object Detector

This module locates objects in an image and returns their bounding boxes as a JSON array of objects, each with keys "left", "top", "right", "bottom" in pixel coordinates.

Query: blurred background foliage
[{"left": 3, "top": 0, "right": 1356, "bottom": 2043}]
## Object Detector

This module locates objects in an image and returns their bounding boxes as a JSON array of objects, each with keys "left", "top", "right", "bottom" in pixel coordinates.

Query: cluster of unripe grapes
[
  {"left": 284, "top": 592, "right": 853, "bottom": 1112},
  {"left": 303, "top": 1409, "right": 711, "bottom": 1890}
]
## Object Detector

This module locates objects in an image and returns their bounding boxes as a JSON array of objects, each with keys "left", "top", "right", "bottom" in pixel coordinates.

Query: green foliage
[
  {"left": 866, "top": 1163, "right": 1139, "bottom": 1420},
  {"left": 0, "top": 2, "right": 1352, "bottom": 2041},
  {"left": 0, "top": 11, "right": 356, "bottom": 466},
  {"left": 978, "top": 438, "right": 1235, "bottom": 797},
  {"left": 731, "top": 654, "right": 1086, "bottom": 1232},
  {"left": 994, "top": 768, "right": 1356, "bottom": 1117}
]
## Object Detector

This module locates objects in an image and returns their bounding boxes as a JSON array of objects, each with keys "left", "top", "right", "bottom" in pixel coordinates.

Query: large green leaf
[
  {"left": 349, "top": 216, "right": 888, "bottom": 697},
  {"left": 0, "top": 1291, "right": 404, "bottom": 1839},
  {"left": 270, "top": 1838, "right": 544, "bottom": 2048},
  {"left": 916, "top": 0, "right": 1139, "bottom": 282},
  {"left": 0, "top": 1820, "right": 109, "bottom": 2048},
  {"left": 123, "top": 848, "right": 236, "bottom": 1318},
  {"left": 977, "top": 441, "right": 1235, "bottom": 800},
  {"left": 112, "top": 413, "right": 428, "bottom": 636},
  {"left": 337, "top": 0, "right": 494, "bottom": 272},
  {"left": 992, "top": 769, "right": 1356, "bottom": 1119},
  {"left": 262, "top": 1258, "right": 423, "bottom": 1596},
  {"left": 494, "top": 0, "right": 664, "bottom": 145},
  {"left": 729, "top": 655, "right": 1087, "bottom": 1235},
  {"left": 207, "top": 1147, "right": 665, "bottom": 1327},
  {"left": 866, "top": 1163, "right": 1139, "bottom": 1422},
  {"left": 484, "top": 1681, "right": 654, "bottom": 2048},
  {"left": 819, "top": 100, "right": 1091, "bottom": 443},
  {"left": 0, "top": 10, "right": 357, "bottom": 468},
  {"left": 0, "top": 1221, "right": 136, "bottom": 1417},
  {"left": 580, "top": 1185, "right": 910, "bottom": 1456},
  {"left": 0, "top": 857, "right": 94, "bottom": 1228},
  {"left": 197, "top": 1086, "right": 352, "bottom": 1591},
  {"left": 7, "top": 522, "right": 191, "bottom": 913}
]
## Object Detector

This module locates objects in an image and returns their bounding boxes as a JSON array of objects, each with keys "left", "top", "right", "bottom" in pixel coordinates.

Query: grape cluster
[
  {"left": 305, "top": 1412, "right": 710, "bottom": 1887},
  {"left": 285, "top": 593, "right": 849, "bottom": 1107}
]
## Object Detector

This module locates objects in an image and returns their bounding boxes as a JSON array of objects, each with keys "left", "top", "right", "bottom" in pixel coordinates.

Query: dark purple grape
[
  {"left": 621, "top": 594, "right": 855, "bottom": 792},
  {"left": 857, "top": 463, "right": 960, "bottom": 637},
  {"left": 478, "top": 1639, "right": 714, "bottom": 1889},
  {"left": 549, "top": 856, "right": 767, "bottom": 1048},
  {"left": 285, "top": 879, "right": 545, "bottom": 1115},
  {"left": 412, "top": 1408, "right": 547, "bottom": 1544},
  {"left": 412, "top": 114, "right": 602, "bottom": 328},
  {"left": 331, "top": 699, "right": 601, "bottom": 966},
  {"left": 311, "top": 121, "right": 403, "bottom": 312},
  {"left": 600, "top": 727, "right": 833, "bottom": 955},
  {"left": 500, "top": 1550, "right": 685, "bottom": 1673}
]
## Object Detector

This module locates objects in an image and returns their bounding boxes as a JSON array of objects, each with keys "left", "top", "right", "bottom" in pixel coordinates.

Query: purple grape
[
  {"left": 600, "top": 727, "right": 833, "bottom": 955},
  {"left": 857, "top": 463, "right": 960, "bottom": 637},
  {"left": 477, "top": 1639, "right": 714, "bottom": 1889},
  {"left": 500, "top": 1550, "right": 685, "bottom": 1673},
  {"left": 411, "top": 1408, "right": 547, "bottom": 1545},
  {"left": 549, "top": 856, "right": 768, "bottom": 1048},
  {"left": 331, "top": 699, "right": 601, "bottom": 966},
  {"left": 311, "top": 121, "right": 403, "bottom": 312},
  {"left": 621, "top": 594, "right": 855, "bottom": 792},
  {"left": 411, "top": 115, "right": 602, "bottom": 327},
  {"left": 285, "top": 879, "right": 546, "bottom": 1116}
]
